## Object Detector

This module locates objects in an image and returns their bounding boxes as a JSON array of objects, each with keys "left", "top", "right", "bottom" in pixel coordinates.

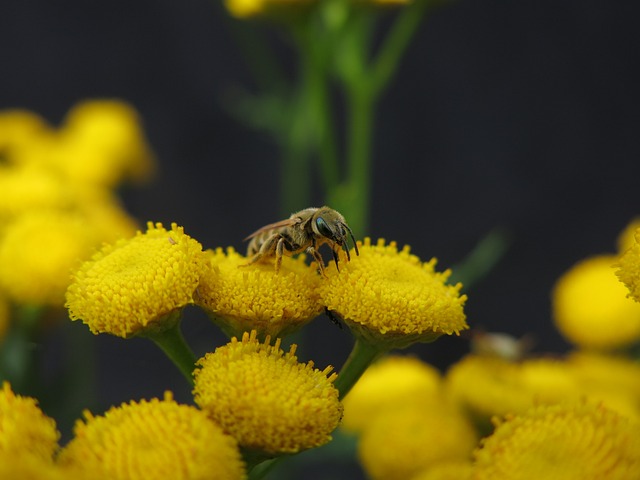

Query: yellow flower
[
  {"left": 617, "top": 218, "right": 640, "bottom": 253},
  {"left": 617, "top": 229, "right": 640, "bottom": 303},
  {"left": 341, "top": 355, "right": 442, "bottom": 433},
  {"left": 0, "top": 165, "right": 74, "bottom": 221},
  {"left": 57, "top": 391, "right": 246, "bottom": 480},
  {"left": 52, "top": 99, "right": 155, "bottom": 187},
  {"left": 0, "top": 211, "right": 100, "bottom": 306},
  {"left": 66, "top": 222, "right": 206, "bottom": 338},
  {"left": 0, "top": 455, "right": 81, "bottom": 480},
  {"left": 196, "top": 247, "right": 322, "bottom": 339},
  {"left": 0, "top": 109, "right": 52, "bottom": 163},
  {"left": 445, "top": 355, "right": 582, "bottom": 424},
  {"left": 473, "top": 402, "right": 640, "bottom": 480},
  {"left": 224, "top": 0, "right": 315, "bottom": 19},
  {"left": 358, "top": 403, "right": 477, "bottom": 480},
  {"left": 193, "top": 331, "right": 342, "bottom": 456},
  {"left": 320, "top": 238, "right": 468, "bottom": 350},
  {"left": 0, "top": 382, "right": 60, "bottom": 463},
  {"left": 553, "top": 255, "right": 640, "bottom": 349}
]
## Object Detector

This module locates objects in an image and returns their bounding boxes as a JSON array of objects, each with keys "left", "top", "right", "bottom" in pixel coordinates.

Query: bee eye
[{"left": 316, "top": 217, "right": 334, "bottom": 238}]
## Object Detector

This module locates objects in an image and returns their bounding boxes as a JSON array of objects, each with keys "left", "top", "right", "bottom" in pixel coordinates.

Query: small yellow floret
[
  {"left": 358, "top": 403, "right": 477, "bottom": 480},
  {"left": 320, "top": 238, "right": 468, "bottom": 349},
  {"left": 57, "top": 392, "right": 246, "bottom": 480},
  {"left": 473, "top": 402, "right": 640, "bottom": 480},
  {"left": 0, "top": 382, "right": 60, "bottom": 463},
  {"left": 341, "top": 355, "right": 442, "bottom": 433},
  {"left": 554, "top": 255, "right": 640, "bottom": 349},
  {"left": 193, "top": 331, "right": 343, "bottom": 455},
  {"left": 196, "top": 247, "right": 322, "bottom": 339},
  {"left": 66, "top": 222, "right": 206, "bottom": 338}
]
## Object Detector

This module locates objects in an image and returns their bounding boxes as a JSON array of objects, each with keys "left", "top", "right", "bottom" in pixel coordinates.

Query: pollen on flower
[
  {"left": 196, "top": 247, "right": 322, "bottom": 339},
  {"left": 0, "top": 382, "right": 60, "bottom": 463},
  {"left": 473, "top": 402, "right": 640, "bottom": 480},
  {"left": 319, "top": 238, "right": 468, "bottom": 349},
  {"left": 193, "top": 331, "right": 343, "bottom": 456},
  {"left": 66, "top": 222, "right": 206, "bottom": 338},
  {"left": 57, "top": 391, "right": 246, "bottom": 480}
]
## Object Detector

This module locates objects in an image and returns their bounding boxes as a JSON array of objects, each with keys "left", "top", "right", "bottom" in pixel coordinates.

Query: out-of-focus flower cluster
[
  {"left": 339, "top": 219, "right": 640, "bottom": 479},
  {"left": 0, "top": 100, "right": 154, "bottom": 311}
]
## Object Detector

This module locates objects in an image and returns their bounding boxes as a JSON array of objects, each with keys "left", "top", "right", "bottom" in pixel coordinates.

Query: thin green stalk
[
  {"left": 144, "top": 320, "right": 197, "bottom": 386},
  {"left": 334, "top": 338, "right": 385, "bottom": 400},
  {"left": 370, "top": 0, "right": 431, "bottom": 95}
]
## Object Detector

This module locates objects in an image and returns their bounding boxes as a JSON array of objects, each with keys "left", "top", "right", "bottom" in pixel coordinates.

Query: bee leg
[
  {"left": 325, "top": 307, "right": 343, "bottom": 330},
  {"left": 274, "top": 237, "right": 285, "bottom": 274},
  {"left": 331, "top": 246, "right": 340, "bottom": 272},
  {"left": 243, "top": 234, "right": 279, "bottom": 267},
  {"left": 308, "top": 247, "right": 327, "bottom": 278}
]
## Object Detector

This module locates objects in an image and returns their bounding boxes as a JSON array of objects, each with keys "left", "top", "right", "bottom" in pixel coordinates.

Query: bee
[{"left": 243, "top": 206, "right": 358, "bottom": 276}]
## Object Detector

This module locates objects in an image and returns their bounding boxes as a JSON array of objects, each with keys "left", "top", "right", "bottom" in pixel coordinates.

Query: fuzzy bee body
[{"left": 244, "top": 206, "right": 358, "bottom": 275}]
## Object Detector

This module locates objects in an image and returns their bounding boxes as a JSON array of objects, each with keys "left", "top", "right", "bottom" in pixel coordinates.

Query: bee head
[{"left": 313, "top": 211, "right": 359, "bottom": 262}]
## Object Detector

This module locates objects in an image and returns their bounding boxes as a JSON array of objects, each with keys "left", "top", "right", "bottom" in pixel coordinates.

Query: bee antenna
[{"left": 343, "top": 223, "right": 359, "bottom": 257}]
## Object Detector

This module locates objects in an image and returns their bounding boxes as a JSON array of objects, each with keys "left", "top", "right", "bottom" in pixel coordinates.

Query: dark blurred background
[{"left": 1, "top": 0, "right": 639, "bottom": 475}]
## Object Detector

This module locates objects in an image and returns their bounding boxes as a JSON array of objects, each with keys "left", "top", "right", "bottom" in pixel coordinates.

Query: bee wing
[{"left": 243, "top": 218, "right": 300, "bottom": 241}]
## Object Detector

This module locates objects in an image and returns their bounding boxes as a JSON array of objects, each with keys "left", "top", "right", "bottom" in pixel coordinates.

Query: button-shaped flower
[
  {"left": 57, "top": 392, "right": 246, "bottom": 480},
  {"left": 66, "top": 222, "right": 206, "bottom": 338},
  {"left": 193, "top": 331, "right": 342, "bottom": 457}
]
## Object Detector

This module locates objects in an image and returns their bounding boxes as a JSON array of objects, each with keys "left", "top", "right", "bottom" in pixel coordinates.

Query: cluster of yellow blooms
[
  {"left": 2, "top": 98, "right": 640, "bottom": 478},
  {"left": 0, "top": 100, "right": 154, "bottom": 309}
]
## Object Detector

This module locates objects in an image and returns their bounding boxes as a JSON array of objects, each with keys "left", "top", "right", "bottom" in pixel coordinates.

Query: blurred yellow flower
[
  {"left": 445, "top": 355, "right": 581, "bottom": 423},
  {"left": 224, "top": 0, "right": 315, "bottom": 19},
  {"left": 66, "top": 222, "right": 206, "bottom": 338},
  {"left": 553, "top": 255, "right": 640, "bottom": 349},
  {"left": 320, "top": 238, "right": 468, "bottom": 350},
  {"left": 473, "top": 402, "right": 640, "bottom": 480},
  {"left": 358, "top": 403, "right": 477, "bottom": 480},
  {"left": 0, "top": 455, "right": 80, "bottom": 480},
  {"left": 0, "top": 382, "right": 60, "bottom": 463},
  {"left": 0, "top": 109, "right": 52, "bottom": 163},
  {"left": 193, "top": 330, "right": 342, "bottom": 456},
  {"left": 53, "top": 99, "right": 155, "bottom": 187},
  {"left": 196, "top": 246, "right": 322, "bottom": 339},
  {"left": 617, "top": 229, "right": 640, "bottom": 303},
  {"left": 0, "top": 211, "right": 100, "bottom": 306},
  {"left": 58, "top": 391, "right": 246, "bottom": 480},
  {"left": 341, "top": 354, "right": 442, "bottom": 433}
]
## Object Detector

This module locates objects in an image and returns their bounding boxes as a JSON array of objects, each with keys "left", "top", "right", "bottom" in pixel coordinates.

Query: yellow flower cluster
[
  {"left": 0, "top": 383, "right": 246, "bottom": 480},
  {"left": 193, "top": 330, "right": 342, "bottom": 456},
  {"left": 343, "top": 355, "right": 477, "bottom": 480},
  {"left": 0, "top": 101, "right": 153, "bottom": 310}
]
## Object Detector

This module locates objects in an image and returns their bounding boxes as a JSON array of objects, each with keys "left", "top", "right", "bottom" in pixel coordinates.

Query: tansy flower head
[
  {"left": 196, "top": 247, "right": 322, "bottom": 339},
  {"left": 0, "top": 109, "right": 52, "bottom": 163},
  {"left": 411, "top": 461, "right": 474, "bottom": 480},
  {"left": 617, "top": 218, "right": 640, "bottom": 253},
  {"left": 66, "top": 222, "right": 206, "bottom": 338},
  {"left": 57, "top": 391, "right": 246, "bottom": 480},
  {"left": 193, "top": 331, "right": 342, "bottom": 457},
  {"left": 320, "top": 238, "right": 468, "bottom": 350},
  {"left": 0, "top": 210, "right": 100, "bottom": 306},
  {"left": 0, "top": 456, "right": 81, "bottom": 480},
  {"left": 553, "top": 255, "right": 640, "bottom": 350},
  {"left": 0, "top": 382, "right": 60, "bottom": 463},
  {"left": 341, "top": 355, "right": 442, "bottom": 433},
  {"left": 617, "top": 228, "right": 640, "bottom": 303},
  {"left": 473, "top": 402, "right": 640, "bottom": 480},
  {"left": 358, "top": 403, "right": 477, "bottom": 480}
]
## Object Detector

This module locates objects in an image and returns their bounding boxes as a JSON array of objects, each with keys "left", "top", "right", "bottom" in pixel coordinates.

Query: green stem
[
  {"left": 370, "top": 0, "right": 431, "bottom": 95},
  {"left": 145, "top": 320, "right": 197, "bottom": 386},
  {"left": 334, "top": 338, "right": 385, "bottom": 400}
]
